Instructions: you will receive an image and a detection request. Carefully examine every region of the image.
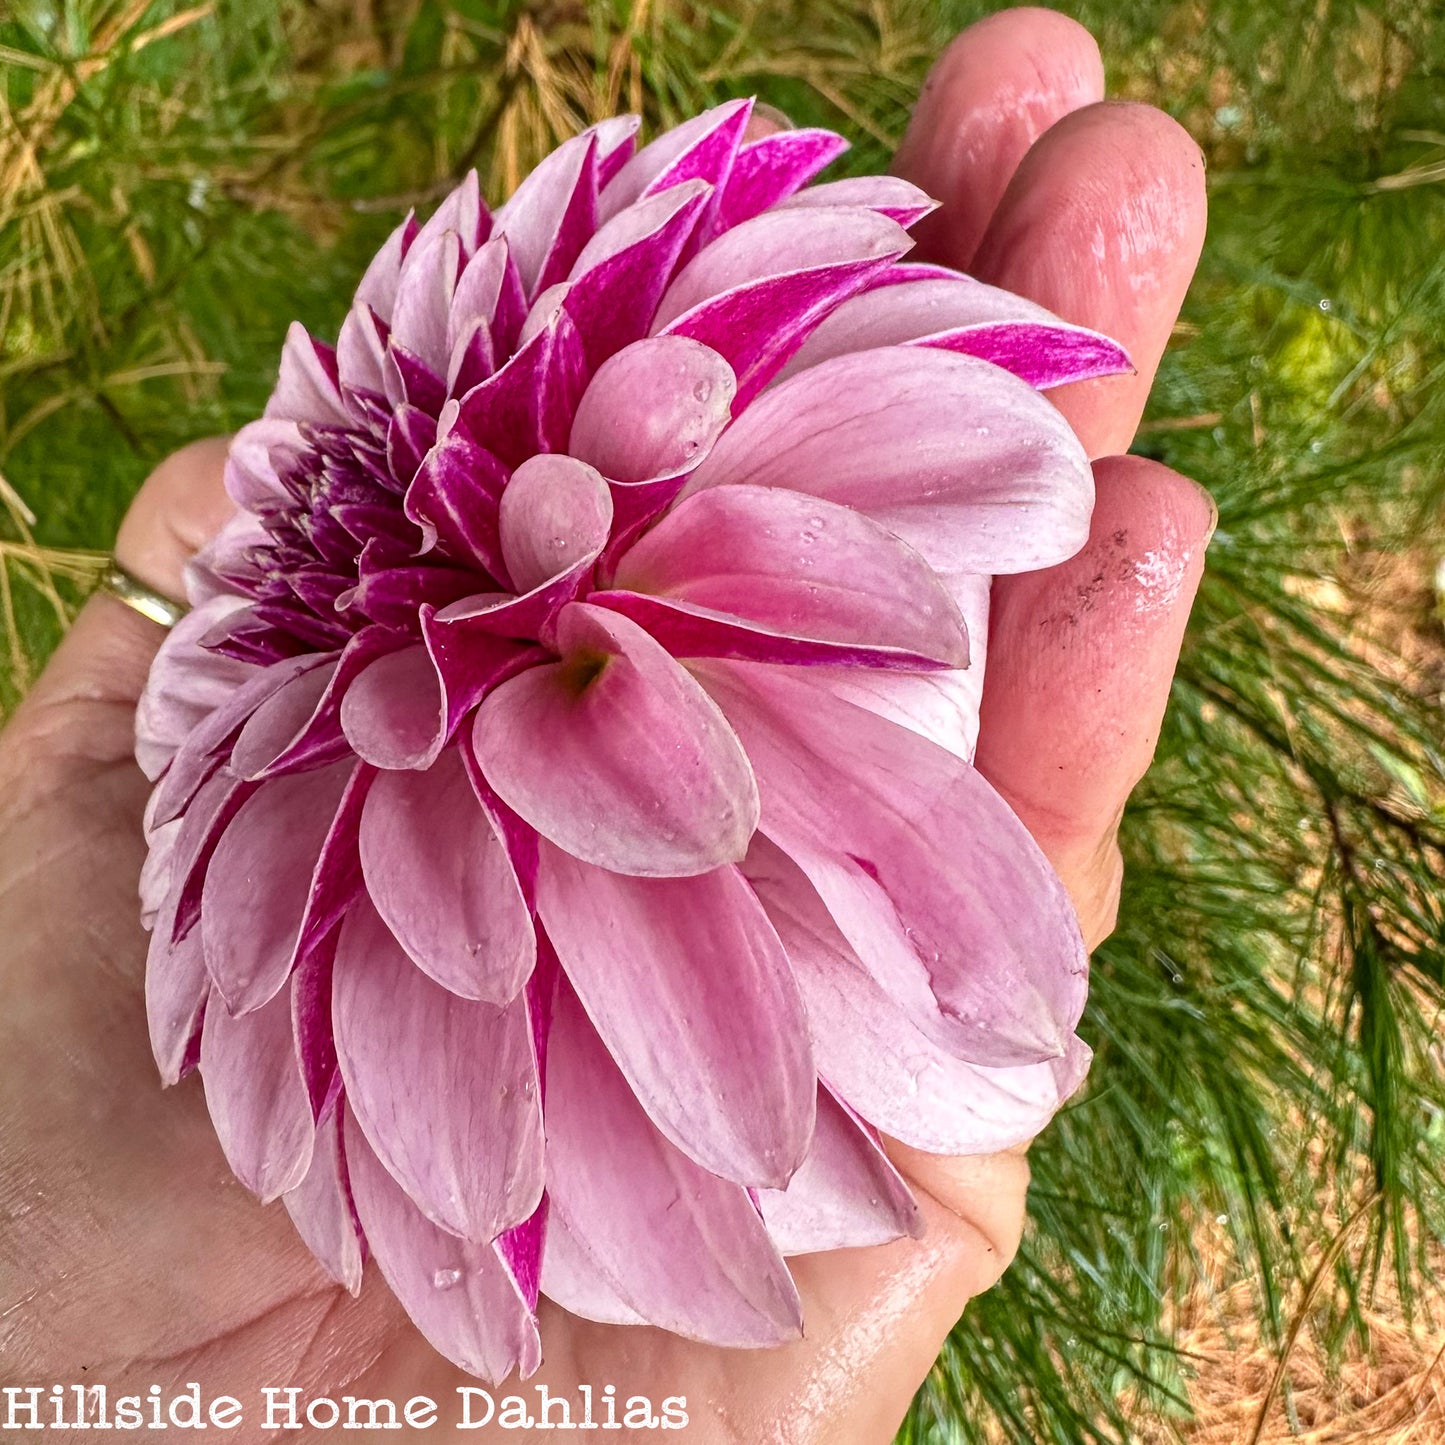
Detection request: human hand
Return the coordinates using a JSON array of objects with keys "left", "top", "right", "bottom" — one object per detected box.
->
[{"left": 0, "top": 9, "right": 1209, "bottom": 1441}]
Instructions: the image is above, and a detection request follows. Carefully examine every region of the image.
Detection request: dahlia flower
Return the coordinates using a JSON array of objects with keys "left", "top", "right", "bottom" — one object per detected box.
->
[{"left": 136, "top": 100, "right": 1127, "bottom": 1381}]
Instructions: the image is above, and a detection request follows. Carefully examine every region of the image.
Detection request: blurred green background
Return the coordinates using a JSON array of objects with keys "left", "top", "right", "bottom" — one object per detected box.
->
[{"left": 3, "top": 2, "right": 1444, "bottom": 1439}]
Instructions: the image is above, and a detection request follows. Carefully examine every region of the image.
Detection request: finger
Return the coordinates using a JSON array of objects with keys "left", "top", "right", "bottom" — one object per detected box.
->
[
  {"left": 115, "top": 435, "right": 235, "bottom": 600},
  {"left": 892, "top": 7, "right": 1105, "bottom": 272},
  {"left": 970, "top": 101, "right": 1207, "bottom": 459},
  {"left": 974, "top": 455, "right": 1214, "bottom": 947},
  {"left": 0, "top": 440, "right": 232, "bottom": 774}
]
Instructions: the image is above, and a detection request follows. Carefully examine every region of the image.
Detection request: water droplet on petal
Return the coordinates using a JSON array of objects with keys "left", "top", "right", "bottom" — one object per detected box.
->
[{"left": 432, "top": 1267, "right": 462, "bottom": 1290}]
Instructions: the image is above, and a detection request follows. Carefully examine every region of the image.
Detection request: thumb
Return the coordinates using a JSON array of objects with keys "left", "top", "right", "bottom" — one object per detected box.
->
[
  {"left": 974, "top": 454, "right": 1214, "bottom": 946},
  {"left": 0, "top": 439, "right": 232, "bottom": 777}
]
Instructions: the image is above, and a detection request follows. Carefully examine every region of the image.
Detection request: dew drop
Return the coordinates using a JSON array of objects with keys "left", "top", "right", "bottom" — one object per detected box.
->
[
  {"left": 432, "top": 1267, "right": 462, "bottom": 1290},
  {"left": 693, "top": 380, "right": 713, "bottom": 403}
]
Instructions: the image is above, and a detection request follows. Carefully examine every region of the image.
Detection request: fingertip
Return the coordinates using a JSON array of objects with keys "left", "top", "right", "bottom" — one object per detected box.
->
[
  {"left": 115, "top": 436, "right": 234, "bottom": 603},
  {"left": 972, "top": 100, "right": 1207, "bottom": 457},
  {"left": 975, "top": 456, "right": 1213, "bottom": 916},
  {"left": 893, "top": 8, "right": 1105, "bottom": 271}
]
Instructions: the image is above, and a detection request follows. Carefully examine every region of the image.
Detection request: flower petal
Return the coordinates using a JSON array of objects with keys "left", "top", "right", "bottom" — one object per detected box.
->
[
  {"left": 568, "top": 336, "right": 736, "bottom": 485},
  {"left": 264, "top": 324, "right": 348, "bottom": 428},
  {"left": 358, "top": 745, "right": 534, "bottom": 1004},
  {"left": 715, "top": 128, "right": 849, "bottom": 230},
  {"left": 599, "top": 98, "right": 751, "bottom": 223},
  {"left": 345, "top": 1103, "right": 541, "bottom": 1384},
  {"left": 498, "top": 453, "right": 614, "bottom": 595},
  {"left": 539, "top": 1209, "right": 646, "bottom": 1326},
  {"left": 686, "top": 346, "right": 1094, "bottom": 575},
  {"left": 282, "top": 1102, "right": 365, "bottom": 1295},
  {"left": 473, "top": 603, "right": 758, "bottom": 877},
  {"left": 537, "top": 842, "right": 814, "bottom": 1186},
  {"left": 604, "top": 485, "right": 968, "bottom": 668},
  {"left": 332, "top": 903, "right": 544, "bottom": 1242},
  {"left": 200, "top": 981, "right": 314, "bottom": 1202},
  {"left": 777, "top": 175, "right": 935, "bottom": 226},
  {"left": 494, "top": 132, "right": 599, "bottom": 299},
  {"left": 543, "top": 980, "right": 803, "bottom": 1345},
  {"left": 778, "top": 273, "right": 1131, "bottom": 390},
  {"left": 146, "top": 895, "right": 208, "bottom": 1086},
  {"left": 654, "top": 208, "right": 910, "bottom": 404},
  {"left": 747, "top": 836, "right": 1092, "bottom": 1154},
  {"left": 200, "top": 762, "right": 353, "bottom": 1015},
  {"left": 756, "top": 1086, "right": 922, "bottom": 1255},
  {"left": 698, "top": 660, "right": 1089, "bottom": 1068}
]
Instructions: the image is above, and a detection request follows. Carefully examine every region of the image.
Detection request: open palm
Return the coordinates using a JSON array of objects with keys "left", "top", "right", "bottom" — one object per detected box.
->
[{"left": 0, "top": 10, "right": 1210, "bottom": 1441}]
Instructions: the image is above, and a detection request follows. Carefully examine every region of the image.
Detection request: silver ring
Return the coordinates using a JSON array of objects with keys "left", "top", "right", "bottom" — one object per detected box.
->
[{"left": 98, "top": 558, "right": 187, "bottom": 630}]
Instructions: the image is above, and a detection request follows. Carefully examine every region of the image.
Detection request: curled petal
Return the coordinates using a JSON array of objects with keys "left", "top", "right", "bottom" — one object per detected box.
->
[
  {"left": 499, "top": 453, "right": 614, "bottom": 594},
  {"left": 569, "top": 336, "right": 736, "bottom": 485},
  {"left": 473, "top": 603, "right": 758, "bottom": 877}
]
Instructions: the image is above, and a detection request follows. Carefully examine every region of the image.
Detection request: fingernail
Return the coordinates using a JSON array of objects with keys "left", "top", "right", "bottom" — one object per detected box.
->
[{"left": 746, "top": 102, "right": 795, "bottom": 140}]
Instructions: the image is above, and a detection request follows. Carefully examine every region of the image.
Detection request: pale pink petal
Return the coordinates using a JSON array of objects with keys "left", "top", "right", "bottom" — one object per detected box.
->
[
  {"left": 200, "top": 981, "right": 314, "bottom": 1202},
  {"left": 605, "top": 485, "right": 968, "bottom": 667},
  {"left": 332, "top": 904, "right": 544, "bottom": 1242},
  {"left": 389, "top": 228, "right": 461, "bottom": 378},
  {"left": 410, "top": 170, "right": 487, "bottom": 256},
  {"left": 472, "top": 602, "right": 758, "bottom": 877},
  {"left": 777, "top": 175, "right": 935, "bottom": 225},
  {"left": 353, "top": 213, "right": 418, "bottom": 323},
  {"left": 687, "top": 347, "right": 1093, "bottom": 575},
  {"left": 447, "top": 234, "right": 527, "bottom": 358},
  {"left": 498, "top": 453, "right": 614, "bottom": 594},
  {"left": 358, "top": 746, "right": 534, "bottom": 1004},
  {"left": 222, "top": 417, "right": 303, "bottom": 510},
  {"left": 336, "top": 302, "right": 389, "bottom": 399},
  {"left": 568, "top": 336, "right": 736, "bottom": 485},
  {"left": 146, "top": 895, "right": 208, "bottom": 1086},
  {"left": 537, "top": 842, "right": 814, "bottom": 1186},
  {"left": 200, "top": 762, "right": 353, "bottom": 1014},
  {"left": 136, "top": 595, "right": 253, "bottom": 780},
  {"left": 808, "top": 572, "right": 990, "bottom": 763},
  {"left": 697, "top": 661, "right": 1089, "bottom": 1068},
  {"left": 747, "top": 836, "right": 1092, "bottom": 1153},
  {"left": 283, "top": 1103, "right": 364, "bottom": 1295},
  {"left": 538, "top": 1210, "right": 646, "bottom": 1326},
  {"left": 543, "top": 981, "right": 803, "bottom": 1345},
  {"left": 345, "top": 1104, "right": 541, "bottom": 1384},
  {"left": 264, "top": 323, "right": 348, "bottom": 427},
  {"left": 756, "top": 1086, "right": 921, "bottom": 1254}
]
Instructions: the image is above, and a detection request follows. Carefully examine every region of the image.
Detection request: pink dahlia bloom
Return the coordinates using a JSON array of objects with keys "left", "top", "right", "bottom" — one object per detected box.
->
[{"left": 136, "top": 100, "right": 1126, "bottom": 1381}]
